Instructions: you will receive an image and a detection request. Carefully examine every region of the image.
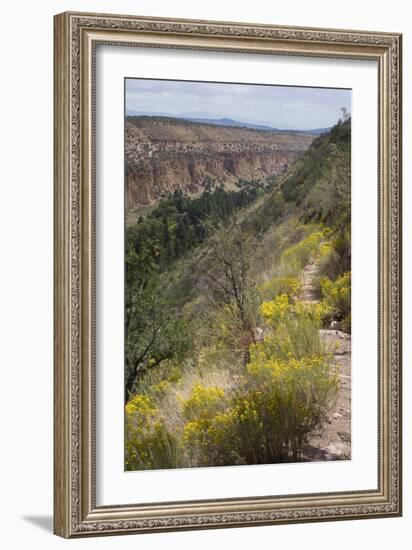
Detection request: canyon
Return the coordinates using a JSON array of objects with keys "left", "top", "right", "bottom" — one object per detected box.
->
[{"left": 125, "top": 116, "right": 315, "bottom": 208}]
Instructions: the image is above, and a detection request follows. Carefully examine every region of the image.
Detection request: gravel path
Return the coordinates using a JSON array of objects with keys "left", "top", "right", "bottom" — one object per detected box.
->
[
  {"left": 299, "top": 261, "right": 352, "bottom": 461},
  {"left": 300, "top": 261, "right": 320, "bottom": 303}
]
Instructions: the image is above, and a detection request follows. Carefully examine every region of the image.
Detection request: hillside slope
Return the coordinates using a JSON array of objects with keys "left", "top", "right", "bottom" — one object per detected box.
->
[{"left": 280, "top": 117, "right": 351, "bottom": 228}]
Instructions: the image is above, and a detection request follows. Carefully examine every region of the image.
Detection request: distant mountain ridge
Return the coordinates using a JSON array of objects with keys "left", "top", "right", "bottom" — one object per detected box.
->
[{"left": 126, "top": 112, "right": 331, "bottom": 135}]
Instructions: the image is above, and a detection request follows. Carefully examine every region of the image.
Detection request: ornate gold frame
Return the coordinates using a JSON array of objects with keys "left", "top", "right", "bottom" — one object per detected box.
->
[{"left": 53, "top": 11, "right": 402, "bottom": 538}]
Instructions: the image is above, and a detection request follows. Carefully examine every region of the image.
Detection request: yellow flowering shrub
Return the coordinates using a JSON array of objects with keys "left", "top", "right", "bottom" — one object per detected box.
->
[
  {"left": 178, "top": 348, "right": 339, "bottom": 466},
  {"left": 242, "top": 354, "right": 339, "bottom": 460},
  {"left": 182, "top": 353, "right": 339, "bottom": 464},
  {"left": 125, "top": 394, "right": 156, "bottom": 418},
  {"left": 282, "top": 230, "right": 324, "bottom": 267},
  {"left": 261, "top": 293, "right": 333, "bottom": 333},
  {"left": 319, "top": 241, "right": 332, "bottom": 258},
  {"left": 258, "top": 276, "right": 301, "bottom": 301},
  {"left": 125, "top": 394, "right": 178, "bottom": 470},
  {"left": 183, "top": 384, "right": 225, "bottom": 421},
  {"left": 181, "top": 384, "right": 236, "bottom": 466},
  {"left": 182, "top": 384, "right": 275, "bottom": 466},
  {"left": 321, "top": 271, "right": 351, "bottom": 331},
  {"left": 260, "top": 294, "right": 290, "bottom": 325},
  {"left": 183, "top": 411, "right": 235, "bottom": 458},
  {"left": 292, "top": 300, "right": 333, "bottom": 325},
  {"left": 149, "top": 379, "right": 171, "bottom": 398}
]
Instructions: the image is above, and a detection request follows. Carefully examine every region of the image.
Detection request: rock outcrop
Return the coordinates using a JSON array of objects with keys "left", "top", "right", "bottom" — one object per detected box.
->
[{"left": 125, "top": 116, "right": 314, "bottom": 208}]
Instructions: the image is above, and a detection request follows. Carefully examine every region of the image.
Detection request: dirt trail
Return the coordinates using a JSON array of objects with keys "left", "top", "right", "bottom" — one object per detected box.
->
[
  {"left": 299, "top": 260, "right": 351, "bottom": 461},
  {"left": 300, "top": 261, "right": 320, "bottom": 303}
]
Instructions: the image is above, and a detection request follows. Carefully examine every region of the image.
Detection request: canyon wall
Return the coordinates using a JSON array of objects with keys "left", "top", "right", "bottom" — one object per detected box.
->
[{"left": 125, "top": 116, "right": 314, "bottom": 208}]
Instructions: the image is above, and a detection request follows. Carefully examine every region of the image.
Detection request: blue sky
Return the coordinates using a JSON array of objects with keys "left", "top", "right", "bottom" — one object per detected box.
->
[{"left": 125, "top": 78, "right": 351, "bottom": 131}]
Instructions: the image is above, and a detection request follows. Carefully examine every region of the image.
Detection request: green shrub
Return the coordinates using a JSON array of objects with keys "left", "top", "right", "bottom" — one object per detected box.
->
[
  {"left": 208, "top": 300, "right": 259, "bottom": 359},
  {"left": 134, "top": 359, "right": 183, "bottom": 398}
]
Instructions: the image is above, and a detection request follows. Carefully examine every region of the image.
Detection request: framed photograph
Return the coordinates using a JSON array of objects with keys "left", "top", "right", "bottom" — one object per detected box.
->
[{"left": 53, "top": 11, "right": 402, "bottom": 538}]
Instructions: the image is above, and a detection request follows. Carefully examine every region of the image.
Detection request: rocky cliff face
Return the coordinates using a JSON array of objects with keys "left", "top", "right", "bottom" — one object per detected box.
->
[{"left": 125, "top": 117, "right": 314, "bottom": 208}]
